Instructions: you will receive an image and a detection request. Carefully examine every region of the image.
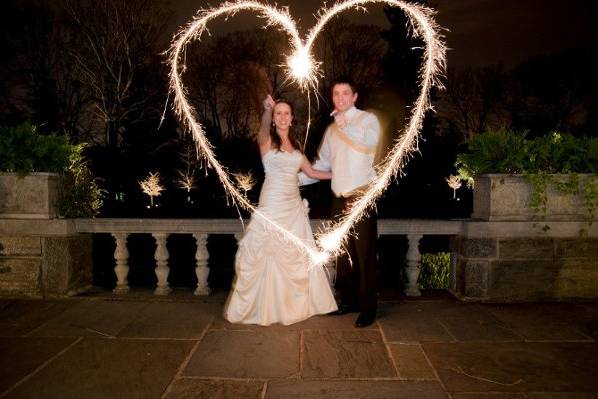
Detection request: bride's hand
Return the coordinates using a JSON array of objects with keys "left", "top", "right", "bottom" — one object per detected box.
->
[{"left": 264, "top": 95, "right": 275, "bottom": 111}]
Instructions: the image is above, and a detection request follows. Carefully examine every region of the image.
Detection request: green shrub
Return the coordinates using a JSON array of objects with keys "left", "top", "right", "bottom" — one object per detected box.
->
[
  {"left": 456, "top": 128, "right": 529, "bottom": 185},
  {"left": 531, "top": 133, "right": 597, "bottom": 174},
  {"left": 0, "top": 122, "right": 104, "bottom": 217},
  {"left": 456, "top": 130, "right": 598, "bottom": 184},
  {"left": 418, "top": 252, "right": 450, "bottom": 289},
  {"left": 0, "top": 122, "right": 80, "bottom": 175},
  {"left": 56, "top": 159, "right": 105, "bottom": 218}
]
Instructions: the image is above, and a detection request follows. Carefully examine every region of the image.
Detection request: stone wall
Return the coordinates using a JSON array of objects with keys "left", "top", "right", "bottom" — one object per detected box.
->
[
  {"left": 0, "top": 236, "right": 42, "bottom": 296},
  {"left": 0, "top": 220, "right": 92, "bottom": 297},
  {"left": 459, "top": 173, "right": 598, "bottom": 301},
  {"left": 2, "top": 216, "right": 596, "bottom": 301},
  {"left": 452, "top": 227, "right": 598, "bottom": 301},
  {"left": 41, "top": 235, "right": 93, "bottom": 296}
]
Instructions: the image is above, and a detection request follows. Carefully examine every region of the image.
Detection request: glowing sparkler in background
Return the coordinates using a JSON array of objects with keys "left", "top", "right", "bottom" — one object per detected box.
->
[
  {"left": 167, "top": 0, "right": 447, "bottom": 265},
  {"left": 285, "top": 46, "right": 320, "bottom": 92}
]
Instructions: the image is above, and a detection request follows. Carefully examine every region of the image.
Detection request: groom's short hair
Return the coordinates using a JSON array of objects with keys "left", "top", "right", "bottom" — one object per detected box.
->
[{"left": 330, "top": 76, "right": 357, "bottom": 95}]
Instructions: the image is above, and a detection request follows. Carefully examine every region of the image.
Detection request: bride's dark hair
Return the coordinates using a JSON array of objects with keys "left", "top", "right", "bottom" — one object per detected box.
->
[{"left": 270, "top": 99, "right": 302, "bottom": 152}]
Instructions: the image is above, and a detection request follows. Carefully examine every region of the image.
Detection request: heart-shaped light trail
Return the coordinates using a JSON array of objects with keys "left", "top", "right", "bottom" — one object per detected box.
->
[{"left": 167, "top": 0, "right": 446, "bottom": 267}]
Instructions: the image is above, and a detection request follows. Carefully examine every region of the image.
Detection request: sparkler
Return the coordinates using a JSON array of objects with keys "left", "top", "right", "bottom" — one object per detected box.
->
[{"left": 167, "top": 0, "right": 447, "bottom": 266}]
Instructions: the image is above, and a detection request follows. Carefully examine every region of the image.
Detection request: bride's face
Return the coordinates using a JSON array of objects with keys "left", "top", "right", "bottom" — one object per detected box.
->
[{"left": 273, "top": 102, "right": 293, "bottom": 132}]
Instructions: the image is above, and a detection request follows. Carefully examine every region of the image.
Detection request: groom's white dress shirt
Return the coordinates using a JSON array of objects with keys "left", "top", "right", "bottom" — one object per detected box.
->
[{"left": 299, "top": 106, "right": 381, "bottom": 197}]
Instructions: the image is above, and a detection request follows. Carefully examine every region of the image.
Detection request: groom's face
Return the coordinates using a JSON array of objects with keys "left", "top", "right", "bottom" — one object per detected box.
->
[{"left": 332, "top": 83, "right": 358, "bottom": 113}]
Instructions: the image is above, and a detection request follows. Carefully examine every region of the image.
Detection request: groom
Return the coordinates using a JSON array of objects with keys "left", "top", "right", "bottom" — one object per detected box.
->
[{"left": 300, "top": 77, "right": 381, "bottom": 328}]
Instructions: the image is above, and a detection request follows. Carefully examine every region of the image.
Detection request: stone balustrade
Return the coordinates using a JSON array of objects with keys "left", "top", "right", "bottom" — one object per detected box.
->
[
  {"left": 73, "top": 218, "right": 463, "bottom": 297},
  {"left": 2, "top": 218, "right": 596, "bottom": 300}
]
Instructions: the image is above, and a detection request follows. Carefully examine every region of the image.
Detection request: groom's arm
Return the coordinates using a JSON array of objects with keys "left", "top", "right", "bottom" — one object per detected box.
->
[
  {"left": 298, "top": 128, "right": 332, "bottom": 186},
  {"left": 298, "top": 172, "right": 319, "bottom": 186}
]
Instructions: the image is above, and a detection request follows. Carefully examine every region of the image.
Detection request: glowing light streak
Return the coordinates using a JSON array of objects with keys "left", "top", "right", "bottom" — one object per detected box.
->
[
  {"left": 285, "top": 46, "right": 320, "bottom": 92},
  {"left": 167, "top": 0, "right": 447, "bottom": 266}
]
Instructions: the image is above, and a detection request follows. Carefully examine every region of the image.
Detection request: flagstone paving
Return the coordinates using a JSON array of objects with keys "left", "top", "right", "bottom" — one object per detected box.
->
[{"left": 0, "top": 293, "right": 597, "bottom": 398}]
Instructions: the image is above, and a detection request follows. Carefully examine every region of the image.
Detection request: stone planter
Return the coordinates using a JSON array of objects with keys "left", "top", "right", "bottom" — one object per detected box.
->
[
  {"left": 453, "top": 173, "right": 598, "bottom": 302},
  {"left": 0, "top": 172, "right": 60, "bottom": 219},
  {"left": 472, "top": 173, "right": 596, "bottom": 222}
]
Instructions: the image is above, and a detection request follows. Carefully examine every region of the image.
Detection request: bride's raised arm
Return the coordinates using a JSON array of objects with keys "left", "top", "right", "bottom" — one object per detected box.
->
[
  {"left": 258, "top": 95, "right": 275, "bottom": 154},
  {"left": 300, "top": 155, "right": 332, "bottom": 180}
]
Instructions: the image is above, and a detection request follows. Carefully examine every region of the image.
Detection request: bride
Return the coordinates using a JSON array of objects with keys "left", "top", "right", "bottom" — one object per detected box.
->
[{"left": 223, "top": 95, "right": 338, "bottom": 326}]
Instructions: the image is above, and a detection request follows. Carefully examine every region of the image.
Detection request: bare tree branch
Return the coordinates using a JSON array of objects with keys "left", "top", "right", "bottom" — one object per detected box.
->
[{"left": 65, "top": 0, "right": 169, "bottom": 148}]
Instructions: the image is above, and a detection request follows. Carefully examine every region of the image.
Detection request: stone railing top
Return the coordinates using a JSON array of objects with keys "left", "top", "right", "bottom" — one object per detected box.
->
[
  {"left": 0, "top": 219, "right": 78, "bottom": 236},
  {"left": 462, "top": 220, "right": 598, "bottom": 238},
  {"left": 2, "top": 218, "right": 595, "bottom": 238},
  {"left": 74, "top": 218, "right": 244, "bottom": 234},
  {"left": 73, "top": 218, "right": 464, "bottom": 236}
]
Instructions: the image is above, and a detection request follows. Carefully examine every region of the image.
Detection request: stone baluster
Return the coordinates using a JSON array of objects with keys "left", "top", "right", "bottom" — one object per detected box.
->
[
  {"left": 111, "top": 233, "right": 130, "bottom": 294},
  {"left": 405, "top": 234, "right": 423, "bottom": 296},
  {"left": 152, "top": 233, "right": 171, "bottom": 295},
  {"left": 193, "top": 233, "right": 210, "bottom": 295}
]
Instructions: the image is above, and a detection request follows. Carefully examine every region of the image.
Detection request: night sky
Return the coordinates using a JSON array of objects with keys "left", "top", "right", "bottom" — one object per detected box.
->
[{"left": 169, "top": 0, "right": 596, "bottom": 68}]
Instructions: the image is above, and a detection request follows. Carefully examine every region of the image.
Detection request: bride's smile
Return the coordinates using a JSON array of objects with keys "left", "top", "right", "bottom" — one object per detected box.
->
[{"left": 273, "top": 102, "right": 293, "bottom": 132}]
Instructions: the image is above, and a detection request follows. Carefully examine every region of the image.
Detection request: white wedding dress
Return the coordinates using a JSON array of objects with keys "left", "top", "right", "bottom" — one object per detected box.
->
[{"left": 224, "top": 149, "right": 338, "bottom": 326}]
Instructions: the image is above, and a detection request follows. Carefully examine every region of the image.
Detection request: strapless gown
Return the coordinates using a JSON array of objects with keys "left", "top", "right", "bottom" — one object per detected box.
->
[{"left": 223, "top": 149, "right": 337, "bottom": 326}]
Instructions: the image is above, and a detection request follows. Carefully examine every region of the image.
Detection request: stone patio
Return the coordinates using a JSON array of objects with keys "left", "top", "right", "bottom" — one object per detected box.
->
[{"left": 1, "top": 292, "right": 597, "bottom": 398}]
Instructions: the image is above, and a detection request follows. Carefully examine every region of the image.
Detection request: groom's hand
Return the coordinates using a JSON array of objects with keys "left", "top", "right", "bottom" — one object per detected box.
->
[{"left": 331, "top": 110, "right": 347, "bottom": 128}]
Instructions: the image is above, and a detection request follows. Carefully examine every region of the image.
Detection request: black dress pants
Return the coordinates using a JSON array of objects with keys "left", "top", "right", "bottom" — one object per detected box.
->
[{"left": 331, "top": 195, "right": 378, "bottom": 313}]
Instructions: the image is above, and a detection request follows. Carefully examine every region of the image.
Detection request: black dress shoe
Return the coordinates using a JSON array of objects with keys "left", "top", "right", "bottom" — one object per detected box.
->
[
  {"left": 354, "top": 310, "right": 376, "bottom": 328},
  {"left": 329, "top": 303, "right": 357, "bottom": 316}
]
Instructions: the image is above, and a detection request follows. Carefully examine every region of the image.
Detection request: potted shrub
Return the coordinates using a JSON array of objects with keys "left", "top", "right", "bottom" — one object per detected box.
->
[
  {"left": 456, "top": 129, "right": 598, "bottom": 224},
  {"left": 0, "top": 122, "right": 103, "bottom": 219}
]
